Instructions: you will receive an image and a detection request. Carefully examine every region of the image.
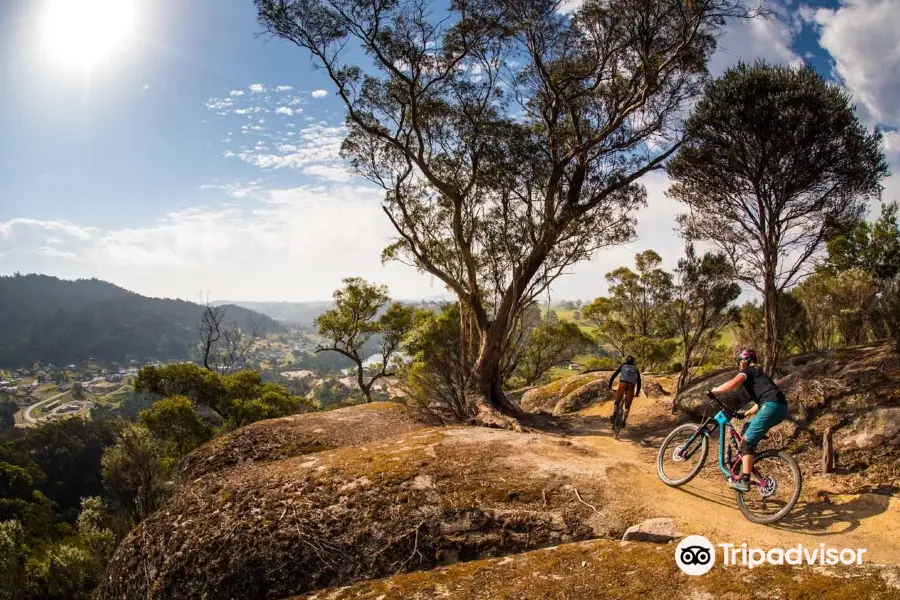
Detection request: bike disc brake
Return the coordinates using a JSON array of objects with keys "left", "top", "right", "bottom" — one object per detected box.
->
[{"left": 759, "top": 476, "right": 777, "bottom": 498}]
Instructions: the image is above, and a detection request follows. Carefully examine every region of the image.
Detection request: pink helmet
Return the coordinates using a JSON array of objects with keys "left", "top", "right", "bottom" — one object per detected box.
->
[{"left": 739, "top": 348, "right": 758, "bottom": 364}]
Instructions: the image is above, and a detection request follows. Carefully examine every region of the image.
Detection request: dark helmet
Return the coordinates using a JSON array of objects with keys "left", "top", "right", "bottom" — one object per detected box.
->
[
  {"left": 738, "top": 348, "right": 758, "bottom": 364},
  {"left": 625, "top": 355, "right": 635, "bottom": 365}
]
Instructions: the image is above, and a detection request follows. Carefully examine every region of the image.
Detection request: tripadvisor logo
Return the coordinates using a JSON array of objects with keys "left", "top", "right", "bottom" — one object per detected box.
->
[
  {"left": 675, "top": 535, "right": 867, "bottom": 575},
  {"left": 675, "top": 535, "right": 715, "bottom": 576}
]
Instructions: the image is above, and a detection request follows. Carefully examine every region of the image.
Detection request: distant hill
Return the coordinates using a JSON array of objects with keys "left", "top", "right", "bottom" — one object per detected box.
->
[
  {"left": 0, "top": 274, "right": 286, "bottom": 367},
  {"left": 215, "top": 298, "right": 451, "bottom": 328},
  {"left": 212, "top": 300, "right": 334, "bottom": 328}
]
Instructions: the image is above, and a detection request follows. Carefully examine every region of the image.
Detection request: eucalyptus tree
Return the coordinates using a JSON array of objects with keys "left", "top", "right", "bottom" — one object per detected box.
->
[
  {"left": 256, "top": 0, "right": 754, "bottom": 424},
  {"left": 668, "top": 63, "right": 889, "bottom": 372}
]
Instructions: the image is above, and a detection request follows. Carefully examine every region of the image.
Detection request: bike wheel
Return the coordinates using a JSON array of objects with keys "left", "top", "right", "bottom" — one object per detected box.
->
[
  {"left": 613, "top": 406, "right": 625, "bottom": 439},
  {"left": 657, "top": 423, "right": 709, "bottom": 487},
  {"left": 736, "top": 449, "right": 802, "bottom": 525}
]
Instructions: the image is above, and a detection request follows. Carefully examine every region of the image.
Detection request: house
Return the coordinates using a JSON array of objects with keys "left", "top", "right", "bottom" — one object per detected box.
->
[
  {"left": 568, "top": 362, "right": 583, "bottom": 370},
  {"left": 58, "top": 382, "right": 73, "bottom": 392}
]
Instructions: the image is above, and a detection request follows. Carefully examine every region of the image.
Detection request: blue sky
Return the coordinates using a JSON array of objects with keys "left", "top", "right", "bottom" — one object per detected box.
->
[{"left": 1, "top": 0, "right": 898, "bottom": 302}]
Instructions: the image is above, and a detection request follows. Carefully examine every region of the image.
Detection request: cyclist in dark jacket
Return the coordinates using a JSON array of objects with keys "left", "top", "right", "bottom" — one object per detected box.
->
[
  {"left": 608, "top": 355, "right": 641, "bottom": 427},
  {"left": 709, "top": 348, "right": 789, "bottom": 492}
]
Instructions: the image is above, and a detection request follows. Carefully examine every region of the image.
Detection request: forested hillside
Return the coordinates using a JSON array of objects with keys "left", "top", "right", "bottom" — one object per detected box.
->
[{"left": 0, "top": 274, "right": 285, "bottom": 367}]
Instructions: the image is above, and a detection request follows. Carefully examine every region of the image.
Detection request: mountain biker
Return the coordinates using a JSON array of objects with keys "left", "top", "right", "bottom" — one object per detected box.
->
[
  {"left": 608, "top": 355, "right": 641, "bottom": 428},
  {"left": 709, "top": 348, "right": 789, "bottom": 492}
]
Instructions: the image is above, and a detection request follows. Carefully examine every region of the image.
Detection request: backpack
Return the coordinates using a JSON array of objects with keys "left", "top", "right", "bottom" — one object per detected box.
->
[{"left": 619, "top": 364, "right": 639, "bottom": 384}]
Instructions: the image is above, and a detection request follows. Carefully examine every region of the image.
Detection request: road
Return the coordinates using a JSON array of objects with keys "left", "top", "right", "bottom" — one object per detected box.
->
[{"left": 21, "top": 390, "right": 71, "bottom": 424}]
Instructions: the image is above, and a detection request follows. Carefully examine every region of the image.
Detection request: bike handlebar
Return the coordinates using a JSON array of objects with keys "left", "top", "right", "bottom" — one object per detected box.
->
[{"left": 706, "top": 391, "right": 745, "bottom": 420}]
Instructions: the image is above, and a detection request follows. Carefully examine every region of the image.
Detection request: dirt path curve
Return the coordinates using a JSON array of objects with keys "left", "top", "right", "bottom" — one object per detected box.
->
[{"left": 547, "top": 394, "right": 900, "bottom": 566}]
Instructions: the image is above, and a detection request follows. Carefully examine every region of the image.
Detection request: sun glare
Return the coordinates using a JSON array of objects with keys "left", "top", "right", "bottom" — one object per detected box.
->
[{"left": 42, "top": 0, "right": 136, "bottom": 70}]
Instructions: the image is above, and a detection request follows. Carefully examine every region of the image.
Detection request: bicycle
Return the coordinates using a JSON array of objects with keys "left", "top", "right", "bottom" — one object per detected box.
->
[
  {"left": 656, "top": 391, "right": 802, "bottom": 524},
  {"left": 611, "top": 401, "right": 626, "bottom": 439}
]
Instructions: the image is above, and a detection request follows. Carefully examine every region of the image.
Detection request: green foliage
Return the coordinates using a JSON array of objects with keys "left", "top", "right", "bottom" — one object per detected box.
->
[
  {"left": 826, "top": 202, "right": 900, "bottom": 282},
  {"left": 315, "top": 279, "right": 415, "bottom": 402},
  {"left": 582, "top": 356, "right": 620, "bottom": 371},
  {"left": 135, "top": 364, "right": 304, "bottom": 429},
  {"left": 583, "top": 250, "right": 676, "bottom": 370},
  {"left": 0, "top": 519, "right": 25, "bottom": 600},
  {"left": 18, "top": 419, "right": 113, "bottom": 522},
  {"left": 257, "top": 0, "right": 747, "bottom": 413},
  {"left": 101, "top": 424, "right": 169, "bottom": 524},
  {"left": 71, "top": 383, "right": 84, "bottom": 400},
  {"left": 401, "top": 304, "right": 471, "bottom": 423},
  {"left": 669, "top": 62, "right": 888, "bottom": 371},
  {"left": 0, "top": 274, "right": 284, "bottom": 367},
  {"left": 139, "top": 396, "right": 212, "bottom": 459},
  {"left": 0, "top": 400, "right": 15, "bottom": 430},
  {"left": 508, "top": 320, "right": 591, "bottom": 388},
  {"left": 673, "top": 244, "right": 741, "bottom": 389}
]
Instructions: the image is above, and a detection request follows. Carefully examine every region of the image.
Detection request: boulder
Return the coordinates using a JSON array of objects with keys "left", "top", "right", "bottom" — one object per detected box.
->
[
  {"left": 552, "top": 379, "right": 613, "bottom": 416},
  {"left": 673, "top": 368, "right": 745, "bottom": 417},
  {"left": 621, "top": 517, "right": 682, "bottom": 543},
  {"left": 837, "top": 407, "right": 900, "bottom": 451},
  {"left": 519, "top": 373, "right": 610, "bottom": 415},
  {"left": 180, "top": 402, "right": 431, "bottom": 480},
  {"left": 641, "top": 380, "right": 668, "bottom": 398},
  {"left": 102, "top": 427, "right": 630, "bottom": 600}
]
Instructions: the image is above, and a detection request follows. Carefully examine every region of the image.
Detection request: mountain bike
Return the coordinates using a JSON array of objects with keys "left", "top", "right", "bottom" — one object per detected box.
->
[
  {"left": 656, "top": 392, "right": 802, "bottom": 524},
  {"left": 611, "top": 401, "right": 626, "bottom": 439}
]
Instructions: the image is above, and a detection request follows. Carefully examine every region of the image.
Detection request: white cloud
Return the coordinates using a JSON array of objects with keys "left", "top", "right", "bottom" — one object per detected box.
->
[
  {"left": 33, "top": 246, "right": 78, "bottom": 259},
  {"left": 0, "top": 218, "right": 97, "bottom": 240},
  {"left": 142, "top": 84, "right": 150, "bottom": 92},
  {"left": 205, "top": 98, "right": 233, "bottom": 111},
  {"left": 814, "top": 0, "right": 900, "bottom": 127},
  {"left": 234, "top": 123, "right": 346, "bottom": 170},
  {"left": 230, "top": 90, "right": 245, "bottom": 96},
  {"left": 276, "top": 107, "right": 294, "bottom": 116},
  {"left": 311, "top": 89, "right": 328, "bottom": 98},
  {"left": 708, "top": 11, "right": 802, "bottom": 75},
  {"left": 302, "top": 164, "right": 354, "bottom": 182},
  {"left": 275, "top": 85, "right": 293, "bottom": 92},
  {"left": 557, "top": 0, "right": 583, "bottom": 14},
  {"left": 249, "top": 84, "right": 266, "bottom": 93},
  {"left": 0, "top": 186, "right": 435, "bottom": 301}
]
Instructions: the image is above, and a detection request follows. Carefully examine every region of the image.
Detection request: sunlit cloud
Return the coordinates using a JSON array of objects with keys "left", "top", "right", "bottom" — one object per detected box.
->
[{"left": 310, "top": 89, "right": 328, "bottom": 98}]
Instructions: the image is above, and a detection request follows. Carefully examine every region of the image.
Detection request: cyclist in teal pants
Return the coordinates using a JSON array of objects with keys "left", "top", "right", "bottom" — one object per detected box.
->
[{"left": 709, "top": 348, "right": 789, "bottom": 492}]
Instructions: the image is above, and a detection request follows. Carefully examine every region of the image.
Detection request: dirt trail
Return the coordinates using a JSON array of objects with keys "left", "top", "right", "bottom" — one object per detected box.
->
[{"left": 551, "top": 394, "right": 900, "bottom": 566}]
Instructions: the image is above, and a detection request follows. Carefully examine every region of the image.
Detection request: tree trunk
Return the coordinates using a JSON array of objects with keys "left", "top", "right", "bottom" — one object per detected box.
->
[
  {"left": 468, "top": 329, "right": 522, "bottom": 430},
  {"left": 356, "top": 360, "right": 371, "bottom": 403},
  {"left": 822, "top": 426, "right": 835, "bottom": 474},
  {"left": 763, "top": 277, "right": 780, "bottom": 375}
]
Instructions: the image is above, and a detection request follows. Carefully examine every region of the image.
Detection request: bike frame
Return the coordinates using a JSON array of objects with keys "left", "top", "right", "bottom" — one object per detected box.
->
[{"left": 679, "top": 410, "right": 747, "bottom": 481}]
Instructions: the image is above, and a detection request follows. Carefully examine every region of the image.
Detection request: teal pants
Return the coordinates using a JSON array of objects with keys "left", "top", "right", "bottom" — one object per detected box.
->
[{"left": 743, "top": 401, "right": 788, "bottom": 448}]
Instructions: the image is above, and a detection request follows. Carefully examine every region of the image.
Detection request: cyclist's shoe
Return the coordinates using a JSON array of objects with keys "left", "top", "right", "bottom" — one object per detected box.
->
[{"left": 731, "top": 476, "right": 751, "bottom": 493}]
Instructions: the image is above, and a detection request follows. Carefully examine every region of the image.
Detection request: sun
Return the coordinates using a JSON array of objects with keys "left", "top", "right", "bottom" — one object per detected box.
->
[{"left": 42, "top": 0, "right": 136, "bottom": 70}]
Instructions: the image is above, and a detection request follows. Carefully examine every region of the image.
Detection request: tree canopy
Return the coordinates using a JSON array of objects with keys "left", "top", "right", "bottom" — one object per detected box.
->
[
  {"left": 256, "top": 0, "right": 753, "bottom": 423},
  {"left": 314, "top": 278, "right": 416, "bottom": 402},
  {"left": 668, "top": 62, "right": 889, "bottom": 372}
]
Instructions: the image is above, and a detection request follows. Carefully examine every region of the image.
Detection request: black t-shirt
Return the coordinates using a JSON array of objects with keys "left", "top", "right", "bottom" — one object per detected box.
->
[{"left": 740, "top": 366, "right": 784, "bottom": 405}]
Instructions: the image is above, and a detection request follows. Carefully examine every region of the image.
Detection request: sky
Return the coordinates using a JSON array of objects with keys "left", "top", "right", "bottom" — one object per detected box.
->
[{"left": 1, "top": 0, "right": 898, "bottom": 303}]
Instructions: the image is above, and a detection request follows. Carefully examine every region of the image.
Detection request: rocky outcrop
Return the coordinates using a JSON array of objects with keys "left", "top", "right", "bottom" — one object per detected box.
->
[
  {"left": 621, "top": 517, "right": 682, "bottom": 543},
  {"left": 519, "top": 372, "right": 612, "bottom": 415},
  {"left": 180, "top": 402, "right": 431, "bottom": 480},
  {"left": 837, "top": 407, "right": 900, "bottom": 451},
  {"left": 296, "top": 538, "right": 900, "bottom": 600},
  {"left": 102, "top": 427, "right": 634, "bottom": 600}
]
